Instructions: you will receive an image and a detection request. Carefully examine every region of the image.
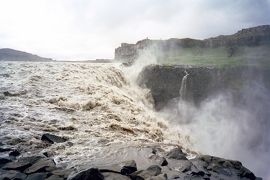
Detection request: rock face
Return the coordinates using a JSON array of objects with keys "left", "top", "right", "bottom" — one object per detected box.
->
[
  {"left": 137, "top": 64, "right": 270, "bottom": 110},
  {"left": 0, "top": 48, "right": 53, "bottom": 61},
  {"left": 115, "top": 25, "right": 270, "bottom": 64}
]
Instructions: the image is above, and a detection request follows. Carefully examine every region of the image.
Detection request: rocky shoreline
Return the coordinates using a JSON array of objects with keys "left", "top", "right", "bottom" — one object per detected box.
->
[{"left": 0, "top": 135, "right": 261, "bottom": 180}]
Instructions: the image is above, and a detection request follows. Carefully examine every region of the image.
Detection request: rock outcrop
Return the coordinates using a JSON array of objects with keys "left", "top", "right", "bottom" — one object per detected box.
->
[{"left": 137, "top": 64, "right": 270, "bottom": 110}]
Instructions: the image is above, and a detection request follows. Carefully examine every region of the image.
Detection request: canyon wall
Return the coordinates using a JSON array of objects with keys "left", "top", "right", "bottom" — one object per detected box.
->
[{"left": 137, "top": 64, "right": 270, "bottom": 110}]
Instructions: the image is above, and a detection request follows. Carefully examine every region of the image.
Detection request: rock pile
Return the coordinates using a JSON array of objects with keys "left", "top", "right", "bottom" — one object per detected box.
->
[
  {"left": 70, "top": 147, "right": 261, "bottom": 180},
  {"left": 0, "top": 146, "right": 261, "bottom": 180},
  {"left": 0, "top": 155, "right": 70, "bottom": 180}
]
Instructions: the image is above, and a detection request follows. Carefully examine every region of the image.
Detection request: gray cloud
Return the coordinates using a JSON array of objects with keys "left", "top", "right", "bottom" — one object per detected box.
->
[{"left": 0, "top": 0, "right": 269, "bottom": 60}]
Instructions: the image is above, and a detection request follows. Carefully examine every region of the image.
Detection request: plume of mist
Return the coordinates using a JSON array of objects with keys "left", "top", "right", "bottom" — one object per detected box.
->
[
  {"left": 121, "top": 42, "right": 270, "bottom": 178},
  {"left": 122, "top": 46, "right": 159, "bottom": 81},
  {"left": 161, "top": 70, "right": 270, "bottom": 179}
]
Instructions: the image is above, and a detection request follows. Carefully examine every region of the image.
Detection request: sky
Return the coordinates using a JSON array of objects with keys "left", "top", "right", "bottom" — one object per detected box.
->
[{"left": 0, "top": 0, "right": 270, "bottom": 60}]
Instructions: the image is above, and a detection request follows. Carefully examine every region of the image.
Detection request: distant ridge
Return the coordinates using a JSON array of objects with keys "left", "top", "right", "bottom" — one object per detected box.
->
[{"left": 0, "top": 48, "right": 53, "bottom": 61}]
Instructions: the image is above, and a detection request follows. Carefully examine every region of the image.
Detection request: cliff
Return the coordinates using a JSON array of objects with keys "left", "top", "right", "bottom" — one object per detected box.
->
[
  {"left": 137, "top": 64, "right": 270, "bottom": 110},
  {"left": 115, "top": 25, "right": 270, "bottom": 66},
  {"left": 0, "top": 48, "right": 53, "bottom": 61}
]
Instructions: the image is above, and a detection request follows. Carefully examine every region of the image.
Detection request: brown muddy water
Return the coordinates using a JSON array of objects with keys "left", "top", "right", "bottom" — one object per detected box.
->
[{"left": 0, "top": 61, "right": 192, "bottom": 171}]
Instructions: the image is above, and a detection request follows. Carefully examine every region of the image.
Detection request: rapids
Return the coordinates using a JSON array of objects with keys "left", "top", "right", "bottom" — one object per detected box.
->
[{"left": 0, "top": 62, "right": 192, "bottom": 170}]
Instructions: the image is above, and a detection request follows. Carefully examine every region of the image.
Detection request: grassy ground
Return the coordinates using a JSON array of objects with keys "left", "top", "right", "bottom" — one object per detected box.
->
[{"left": 157, "top": 46, "right": 270, "bottom": 67}]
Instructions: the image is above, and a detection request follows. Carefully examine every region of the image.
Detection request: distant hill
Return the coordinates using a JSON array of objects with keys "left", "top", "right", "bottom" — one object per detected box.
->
[
  {"left": 0, "top": 48, "right": 53, "bottom": 61},
  {"left": 115, "top": 25, "right": 270, "bottom": 66}
]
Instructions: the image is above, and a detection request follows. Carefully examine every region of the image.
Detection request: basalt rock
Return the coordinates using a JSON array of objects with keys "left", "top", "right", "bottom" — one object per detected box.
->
[
  {"left": 41, "top": 133, "right": 67, "bottom": 144},
  {"left": 70, "top": 168, "right": 104, "bottom": 180},
  {"left": 137, "top": 64, "right": 270, "bottom": 110},
  {"left": 0, "top": 148, "right": 261, "bottom": 180}
]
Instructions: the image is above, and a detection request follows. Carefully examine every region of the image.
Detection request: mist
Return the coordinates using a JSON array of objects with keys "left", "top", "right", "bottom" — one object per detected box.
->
[{"left": 159, "top": 67, "right": 270, "bottom": 178}]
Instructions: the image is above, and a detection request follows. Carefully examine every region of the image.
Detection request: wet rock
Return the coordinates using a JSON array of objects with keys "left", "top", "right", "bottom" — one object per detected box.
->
[
  {"left": 45, "top": 175, "right": 64, "bottom": 180},
  {"left": 102, "top": 172, "right": 131, "bottom": 180},
  {"left": 192, "top": 155, "right": 258, "bottom": 179},
  {"left": 239, "top": 167, "right": 256, "bottom": 180},
  {"left": 18, "top": 156, "right": 44, "bottom": 165},
  {"left": 0, "top": 157, "right": 12, "bottom": 167},
  {"left": 120, "top": 160, "right": 137, "bottom": 175},
  {"left": 147, "top": 173, "right": 167, "bottom": 180},
  {"left": 25, "top": 172, "right": 48, "bottom": 180},
  {"left": 149, "top": 155, "right": 168, "bottom": 166},
  {"left": 160, "top": 167, "right": 180, "bottom": 180},
  {"left": 0, "top": 147, "right": 12, "bottom": 152},
  {"left": 3, "top": 160, "right": 31, "bottom": 171},
  {"left": 166, "top": 147, "right": 187, "bottom": 160},
  {"left": 208, "top": 164, "right": 232, "bottom": 176},
  {"left": 9, "top": 149, "right": 20, "bottom": 157},
  {"left": 3, "top": 91, "right": 26, "bottom": 97},
  {"left": 132, "top": 165, "right": 162, "bottom": 179},
  {"left": 168, "top": 159, "right": 192, "bottom": 173},
  {"left": 57, "top": 126, "right": 77, "bottom": 131},
  {"left": 41, "top": 133, "right": 67, "bottom": 144},
  {"left": 0, "top": 169, "right": 27, "bottom": 180},
  {"left": 51, "top": 168, "right": 72, "bottom": 178},
  {"left": 190, "top": 170, "right": 205, "bottom": 177},
  {"left": 70, "top": 168, "right": 104, "bottom": 180},
  {"left": 24, "top": 158, "right": 55, "bottom": 174},
  {"left": 3, "top": 91, "right": 18, "bottom": 96}
]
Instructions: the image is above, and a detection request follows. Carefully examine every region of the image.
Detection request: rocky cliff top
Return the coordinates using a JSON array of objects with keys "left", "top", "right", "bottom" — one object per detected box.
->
[{"left": 115, "top": 25, "right": 270, "bottom": 65}]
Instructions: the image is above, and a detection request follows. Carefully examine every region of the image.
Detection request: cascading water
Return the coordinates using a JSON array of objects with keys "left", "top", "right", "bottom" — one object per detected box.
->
[
  {"left": 177, "top": 70, "right": 192, "bottom": 123},
  {"left": 179, "top": 70, "right": 189, "bottom": 100},
  {"left": 0, "top": 61, "right": 191, "bottom": 169}
]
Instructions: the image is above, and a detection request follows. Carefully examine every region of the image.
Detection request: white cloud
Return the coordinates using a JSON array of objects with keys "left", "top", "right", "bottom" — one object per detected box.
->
[{"left": 0, "top": 0, "right": 269, "bottom": 60}]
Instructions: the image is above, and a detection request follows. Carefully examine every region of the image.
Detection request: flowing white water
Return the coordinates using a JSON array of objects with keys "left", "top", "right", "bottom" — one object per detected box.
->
[
  {"left": 0, "top": 61, "right": 192, "bottom": 170},
  {"left": 179, "top": 70, "right": 189, "bottom": 100}
]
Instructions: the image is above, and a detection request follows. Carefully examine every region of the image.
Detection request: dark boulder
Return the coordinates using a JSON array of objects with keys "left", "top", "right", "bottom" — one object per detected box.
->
[
  {"left": 3, "top": 160, "right": 31, "bottom": 171},
  {"left": 24, "top": 158, "right": 56, "bottom": 174},
  {"left": 41, "top": 133, "right": 67, "bottom": 144},
  {"left": 102, "top": 172, "right": 131, "bottom": 180},
  {"left": 25, "top": 172, "right": 48, "bottom": 180},
  {"left": 51, "top": 168, "right": 72, "bottom": 178},
  {"left": 45, "top": 175, "right": 64, "bottom": 180},
  {"left": 120, "top": 160, "right": 137, "bottom": 175},
  {"left": 70, "top": 168, "right": 104, "bottom": 180},
  {"left": 149, "top": 155, "right": 168, "bottom": 166},
  {"left": 18, "top": 156, "right": 44, "bottom": 165},
  {"left": 9, "top": 149, "right": 20, "bottom": 157},
  {"left": 132, "top": 165, "right": 162, "bottom": 179},
  {"left": 147, "top": 173, "right": 168, "bottom": 180},
  {"left": 0, "top": 169, "right": 27, "bottom": 180},
  {"left": 166, "top": 147, "right": 187, "bottom": 160},
  {"left": 0, "top": 157, "right": 12, "bottom": 167},
  {"left": 0, "top": 147, "right": 12, "bottom": 152}
]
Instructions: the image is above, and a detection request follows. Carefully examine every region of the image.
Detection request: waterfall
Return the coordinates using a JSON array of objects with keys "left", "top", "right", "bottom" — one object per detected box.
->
[{"left": 179, "top": 70, "right": 189, "bottom": 100}]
